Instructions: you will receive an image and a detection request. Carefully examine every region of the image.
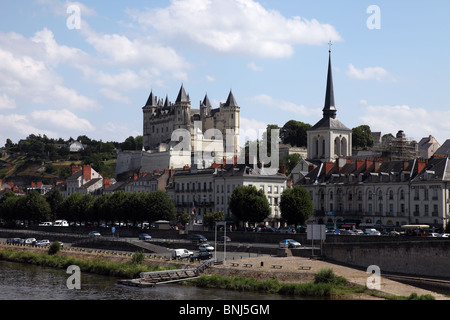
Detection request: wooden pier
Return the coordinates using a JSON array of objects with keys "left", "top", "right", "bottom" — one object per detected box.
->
[{"left": 118, "top": 259, "right": 214, "bottom": 288}]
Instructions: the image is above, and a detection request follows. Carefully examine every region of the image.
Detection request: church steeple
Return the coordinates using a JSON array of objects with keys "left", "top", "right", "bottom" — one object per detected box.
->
[{"left": 323, "top": 49, "right": 337, "bottom": 119}]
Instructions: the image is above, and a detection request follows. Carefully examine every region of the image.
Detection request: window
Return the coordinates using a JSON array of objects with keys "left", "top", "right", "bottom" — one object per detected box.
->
[
  {"left": 424, "top": 204, "right": 429, "bottom": 216},
  {"left": 274, "top": 186, "right": 278, "bottom": 194},
  {"left": 432, "top": 189, "right": 438, "bottom": 200}
]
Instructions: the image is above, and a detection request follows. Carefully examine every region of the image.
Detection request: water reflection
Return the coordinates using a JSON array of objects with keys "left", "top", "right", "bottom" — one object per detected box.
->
[{"left": 0, "top": 261, "right": 291, "bottom": 300}]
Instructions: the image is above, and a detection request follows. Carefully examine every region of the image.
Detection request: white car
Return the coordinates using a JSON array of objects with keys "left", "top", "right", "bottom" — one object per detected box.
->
[
  {"left": 198, "top": 243, "right": 214, "bottom": 252},
  {"left": 279, "top": 239, "right": 301, "bottom": 248},
  {"left": 35, "top": 239, "right": 50, "bottom": 246},
  {"left": 171, "top": 249, "right": 194, "bottom": 259},
  {"left": 25, "top": 238, "right": 37, "bottom": 244}
]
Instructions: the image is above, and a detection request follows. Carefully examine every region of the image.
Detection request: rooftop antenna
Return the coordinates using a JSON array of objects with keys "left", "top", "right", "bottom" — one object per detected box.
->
[{"left": 328, "top": 40, "right": 333, "bottom": 53}]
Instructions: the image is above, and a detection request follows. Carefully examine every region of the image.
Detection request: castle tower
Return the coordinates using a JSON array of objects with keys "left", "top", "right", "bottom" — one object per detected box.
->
[{"left": 307, "top": 49, "right": 352, "bottom": 162}]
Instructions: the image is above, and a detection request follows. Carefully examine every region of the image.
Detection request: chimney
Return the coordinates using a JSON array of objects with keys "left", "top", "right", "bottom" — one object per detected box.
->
[
  {"left": 82, "top": 165, "right": 91, "bottom": 180},
  {"left": 308, "top": 164, "right": 315, "bottom": 172},
  {"left": 72, "top": 166, "right": 82, "bottom": 175},
  {"left": 280, "top": 165, "right": 286, "bottom": 175},
  {"left": 356, "top": 159, "right": 364, "bottom": 170},
  {"left": 365, "top": 159, "right": 374, "bottom": 171},
  {"left": 133, "top": 173, "right": 138, "bottom": 181},
  {"left": 325, "top": 161, "right": 334, "bottom": 174},
  {"left": 37, "top": 182, "right": 43, "bottom": 187},
  {"left": 31, "top": 182, "right": 35, "bottom": 187},
  {"left": 103, "top": 177, "right": 111, "bottom": 189},
  {"left": 403, "top": 161, "right": 409, "bottom": 171},
  {"left": 417, "top": 158, "right": 427, "bottom": 174}
]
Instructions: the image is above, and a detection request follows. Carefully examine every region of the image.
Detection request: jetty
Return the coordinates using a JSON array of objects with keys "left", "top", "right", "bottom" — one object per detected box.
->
[{"left": 118, "top": 259, "right": 214, "bottom": 288}]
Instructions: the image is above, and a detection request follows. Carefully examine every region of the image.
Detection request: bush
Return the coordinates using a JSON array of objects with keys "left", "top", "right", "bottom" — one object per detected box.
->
[
  {"left": 314, "top": 268, "right": 347, "bottom": 285},
  {"left": 48, "top": 242, "right": 61, "bottom": 255},
  {"left": 131, "top": 251, "right": 145, "bottom": 265}
]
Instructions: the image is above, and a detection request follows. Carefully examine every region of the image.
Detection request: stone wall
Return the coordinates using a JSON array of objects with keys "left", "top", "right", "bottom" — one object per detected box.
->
[{"left": 323, "top": 240, "right": 450, "bottom": 278}]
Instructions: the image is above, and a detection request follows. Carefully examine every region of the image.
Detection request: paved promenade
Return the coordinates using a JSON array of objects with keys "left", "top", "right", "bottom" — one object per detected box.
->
[{"left": 212, "top": 255, "right": 450, "bottom": 300}]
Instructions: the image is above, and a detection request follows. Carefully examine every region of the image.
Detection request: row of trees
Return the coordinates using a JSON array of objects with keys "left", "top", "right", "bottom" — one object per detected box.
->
[
  {"left": 229, "top": 185, "right": 313, "bottom": 228},
  {"left": 0, "top": 185, "right": 313, "bottom": 229},
  {"left": 0, "top": 190, "right": 176, "bottom": 226}
]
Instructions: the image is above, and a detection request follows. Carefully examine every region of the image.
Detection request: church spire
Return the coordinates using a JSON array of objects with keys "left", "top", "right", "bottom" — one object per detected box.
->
[{"left": 323, "top": 47, "right": 337, "bottom": 119}]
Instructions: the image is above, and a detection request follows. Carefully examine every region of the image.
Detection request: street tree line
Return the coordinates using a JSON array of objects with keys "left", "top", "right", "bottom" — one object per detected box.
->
[
  {"left": 0, "top": 189, "right": 175, "bottom": 227},
  {"left": 0, "top": 185, "right": 313, "bottom": 229}
]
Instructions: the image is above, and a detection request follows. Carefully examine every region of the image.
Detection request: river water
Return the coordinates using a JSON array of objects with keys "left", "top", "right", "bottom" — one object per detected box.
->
[{"left": 0, "top": 260, "right": 291, "bottom": 300}]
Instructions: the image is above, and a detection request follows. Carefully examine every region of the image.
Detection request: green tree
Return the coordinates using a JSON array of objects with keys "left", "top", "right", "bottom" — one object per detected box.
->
[
  {"left": 143, "top": 191, "right": 176, "bottom": 222},
  {"left": 280, "top": 120, "right": 311, "bottom": 147},
  {"left": 45, "top": 189, "right": 63, "bottom": 220},
  {"left": 229, "top": 186, "right": 271, "bottom": 227},
  {"left": 203, "top": 211, "right": 225, "bottom": 229},
  {"left": 352, "top": 125, "right": 374, "bottom": 150},
  {"left": 279, "top": 186, "right": 313, "bottom": 226},
  {"left": 18, "top": 191, "right": 51, "bottom": 224}
]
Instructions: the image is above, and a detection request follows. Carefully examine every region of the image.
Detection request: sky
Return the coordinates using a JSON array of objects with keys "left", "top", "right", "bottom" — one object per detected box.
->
[{"left": 1, "top": 0, "right": 450, "bottom": 147}]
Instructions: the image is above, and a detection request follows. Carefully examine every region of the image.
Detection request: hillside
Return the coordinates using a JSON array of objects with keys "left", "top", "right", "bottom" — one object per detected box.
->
[{"left": 0, "top": 134, "right": 126, "bottom": 186}]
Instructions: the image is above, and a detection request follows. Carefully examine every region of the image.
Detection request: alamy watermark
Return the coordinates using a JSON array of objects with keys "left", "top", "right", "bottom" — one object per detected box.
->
[
  {"left": 366, "top": 265, "right": 381, "bottom": 290},
  {"left": 367, "top": 5, "right": 381, "bottom": 30},
  {"left": 169, "top": 122, "right": 280, "bottom": 169},
  {"left": 66, "top": 265, "right": 81, "bottom": 289},
  {"left": 66, "top": 4, "right": 81, "bottom": 30}
]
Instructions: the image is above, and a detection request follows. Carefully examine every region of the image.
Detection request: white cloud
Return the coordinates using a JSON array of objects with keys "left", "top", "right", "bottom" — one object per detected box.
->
[
  {"left": 30, "top": 109, "right": 95, "bottom": 133},
  {"left": 0, "top": 93, "right": 16, "bottom": 110},
  {"left": 347, "top": 64, "right": 394, "bottom": 81},
  {"left": 127, "top": 0, "right": 342, "bottom": 58},
  {"left": 0, "top": 30, "right": 98, "bottom": 111},
  {"left": 360, "top": 103, "right": 450, "bottom": 144},
  {"left": 250, "top": 94, "right": 322, "bottom": 117},
  {"left": 247, "top": 62, "right": 263, "bottom": 72}
]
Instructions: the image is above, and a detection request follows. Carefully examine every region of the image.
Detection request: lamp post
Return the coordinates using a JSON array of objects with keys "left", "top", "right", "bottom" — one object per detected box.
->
[{"left": 215, "top": 221, "right": 227, "bottom": 264}]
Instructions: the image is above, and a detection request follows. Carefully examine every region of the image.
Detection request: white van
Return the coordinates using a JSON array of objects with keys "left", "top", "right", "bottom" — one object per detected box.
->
[
  {"left": 171, "top": 249, "right": 193, "bottom": 260},
  {"left": 54, "top": 220, "right": 69, "bottom": 227}
]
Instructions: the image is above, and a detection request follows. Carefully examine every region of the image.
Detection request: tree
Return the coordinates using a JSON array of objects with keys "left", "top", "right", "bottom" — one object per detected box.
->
[
  {"left": 143, "top": 191, "right": 176, "bottom": 222},
  {"left": 45, "top": 189, "right": 63, "bottom": 220},
  {"left": 229, "top": 186, "right": 270, "bottom": 227},
  {"left": 279, "top": 186, "right": 313, "bottom": 226},
  {"left": 352, "top": 125, "right": 374, "bottom": 150},
  {"left": 280, "top": 120, "right": 311, "bottom": 147},
  {"left": 18, "top": 191, "right": 51, "bottom": 224},
  {"left": 203, "top": 211, "right": 225, "bottom": 229}
]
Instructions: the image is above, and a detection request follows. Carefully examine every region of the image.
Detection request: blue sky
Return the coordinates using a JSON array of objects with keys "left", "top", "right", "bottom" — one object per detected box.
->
[{"left": 1, "top": 0, "right": 449, "bottom": 146}]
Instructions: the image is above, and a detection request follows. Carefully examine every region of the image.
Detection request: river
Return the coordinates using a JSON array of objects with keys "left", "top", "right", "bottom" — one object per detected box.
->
[{"left": 0, "top": 260, "right": 292, "bottom": 300}]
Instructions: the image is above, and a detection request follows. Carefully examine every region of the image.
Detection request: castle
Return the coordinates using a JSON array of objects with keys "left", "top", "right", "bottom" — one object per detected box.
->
[{"left": 116, "top": 85, "right": 241, "bottom": 176}]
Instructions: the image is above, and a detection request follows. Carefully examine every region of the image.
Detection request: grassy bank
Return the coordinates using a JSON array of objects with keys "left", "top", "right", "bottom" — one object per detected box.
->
[
  {"left": 184, "top": 270, "right": 436, "bottom": 300},
  {"left": 0, "top": 248, "right": 176, "bottom": 279}
]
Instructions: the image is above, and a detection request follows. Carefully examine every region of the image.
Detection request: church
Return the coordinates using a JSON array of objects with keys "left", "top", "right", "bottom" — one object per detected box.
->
[{"left": 306, "top": 49, "right": 352, "bottom": 163}]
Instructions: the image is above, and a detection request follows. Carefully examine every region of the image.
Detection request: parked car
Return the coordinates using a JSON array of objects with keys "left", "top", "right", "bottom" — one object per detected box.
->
[
  {"left": 279, "top": 239, "right": 301, "bottom": 249},
  {"left": 199, "top": 243, "right": 214, "bottom": 252},
  {"left": 88, "top": 231, "right": 101, "bottom": 237},
  {"left": 189, "top": 234, "right": 207, "bottom": 243},
  {"left": 171, "top": 249, "right": 193, "bottom": 260},
  {"left": 24, "top": 238, "right": 36, "bottom": 245},
  {"left": 364, "top": 228, "right": 381, "bottom": 236},
  {"left": 39, "top": 222, "right": 53, "bottom": 226},
  {"left": 191, "top": 251, "right": 212, "bottom": 261},
  {"left": 54, "top": 220, "right": 69, "bottom": 227},
  {"left": 441, "top": 233, "right": 450, "bottom": 238},
  {"left": 218, "top": 236, "right": 231, "bottom": 242},
  {"left": 138, "top": 233, "right": 152, "bottom": 240},
  {"left": 428, "top": 232, "right": 441, "bottom": 237},
  {"left": 6, "top": 238, "right": 21, "bottom": 244},
  {"left": 278, "top": 227, "right": 296, "bottom": 234}
]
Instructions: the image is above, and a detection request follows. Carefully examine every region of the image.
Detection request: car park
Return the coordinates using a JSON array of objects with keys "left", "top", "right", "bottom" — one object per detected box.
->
[
  {"left": 138, "top": 233, "right": 152, "bottom": 240},
  {"left": 279, "top": 239, "right": 301, "bottom": 248},
  {"left": 199, "top": 243, "right": 214, "bottom": 252}
]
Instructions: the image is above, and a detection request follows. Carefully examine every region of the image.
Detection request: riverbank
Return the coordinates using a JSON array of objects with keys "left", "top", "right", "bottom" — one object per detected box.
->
[{"left": 0, "top": 243, "right": 444, "bottom": 300}]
